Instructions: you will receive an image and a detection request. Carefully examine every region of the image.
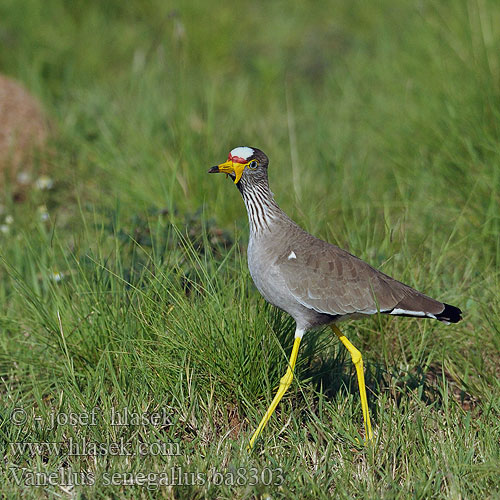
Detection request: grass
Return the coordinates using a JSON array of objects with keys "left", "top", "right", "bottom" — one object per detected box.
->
[{"left": 0, "top": 0, "right": 499, "bottom": 498}]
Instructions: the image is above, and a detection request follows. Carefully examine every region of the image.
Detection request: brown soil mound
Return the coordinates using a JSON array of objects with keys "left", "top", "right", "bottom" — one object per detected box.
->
[{"left": 0, "top": 74, "right": 49, "bottom": 185}]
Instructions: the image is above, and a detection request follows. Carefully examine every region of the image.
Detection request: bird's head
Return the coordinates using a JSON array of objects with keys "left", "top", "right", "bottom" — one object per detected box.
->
[{"left": 208, "top": 147, "right": 269, "bottom": 185}]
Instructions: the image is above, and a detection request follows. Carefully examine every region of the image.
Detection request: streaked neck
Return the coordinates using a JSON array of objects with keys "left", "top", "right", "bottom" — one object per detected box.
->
[{"left": 237, "top": 178, "right": 283, "bottom": 233}]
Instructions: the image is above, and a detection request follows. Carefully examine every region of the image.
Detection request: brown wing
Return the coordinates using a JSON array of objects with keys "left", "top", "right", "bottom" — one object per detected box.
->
[{"left": 276, "top": 230, "right": 447, "bottom": 318}]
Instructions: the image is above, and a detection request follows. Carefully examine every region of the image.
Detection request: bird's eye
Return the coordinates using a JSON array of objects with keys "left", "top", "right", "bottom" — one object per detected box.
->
[{"left": 248, "top": 160, "right": 258, "bottom": 170}]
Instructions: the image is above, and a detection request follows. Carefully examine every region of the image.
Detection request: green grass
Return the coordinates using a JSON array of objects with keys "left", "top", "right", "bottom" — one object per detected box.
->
[{"left": 1, "top": 0, "right": 499, "bottom": 498}]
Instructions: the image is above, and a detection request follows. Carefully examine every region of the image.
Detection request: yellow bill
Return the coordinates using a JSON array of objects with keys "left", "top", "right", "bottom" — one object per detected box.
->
[{"left": 208, "top": 160, "right": 246, "bottom": 184}]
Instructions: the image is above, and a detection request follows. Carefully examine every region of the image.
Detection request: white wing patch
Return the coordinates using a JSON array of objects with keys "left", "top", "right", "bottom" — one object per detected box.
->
[
  {"left": 230, "top": 146, "right": 254, "bottom": 160},
  {"left": 288, "top": 251, "right": 297, "bottom": 260},
  {"left": 390, "top": 308, "right": 436, "bottom": 319}
]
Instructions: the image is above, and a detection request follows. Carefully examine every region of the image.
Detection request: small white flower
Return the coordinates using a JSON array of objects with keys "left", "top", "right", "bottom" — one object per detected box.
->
[
  {"left": 35, "top": 176, "right": 54, "bottom": 190},
  {"left": 0, "top": 224, "right": 9, "bottom": 234},
  {"left": 38, "top": 205, "right": 49, "bottom": 221},
  {"left": 17, "top": 171, "right": 32, "bottom": 184},
  {"left": 5, "top": 215, "right": 14, "bottom": 225},
  {"left": 51, "top": 271, "right": 64, "bottom": 282}
]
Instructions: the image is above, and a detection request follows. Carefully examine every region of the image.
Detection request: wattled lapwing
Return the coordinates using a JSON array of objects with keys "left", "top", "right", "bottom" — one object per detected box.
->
[{"left": 209, "top": 147, "right": 462, "bottom": 449}]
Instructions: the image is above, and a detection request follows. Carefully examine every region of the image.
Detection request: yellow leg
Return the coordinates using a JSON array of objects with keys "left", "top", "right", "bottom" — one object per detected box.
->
[
  {"left": 331, "top": 324, "right": 373, "bottom": 441},
  {"left": 248, "top": 336, "right": 302, "bottom": 450}
]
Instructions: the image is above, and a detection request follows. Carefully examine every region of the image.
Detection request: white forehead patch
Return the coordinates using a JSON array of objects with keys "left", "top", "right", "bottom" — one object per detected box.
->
[{"left": 230, "top": 146, "right": 254, "bottom": 160}]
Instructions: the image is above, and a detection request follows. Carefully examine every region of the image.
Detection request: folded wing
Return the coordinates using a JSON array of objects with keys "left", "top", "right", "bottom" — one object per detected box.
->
[{"left": 276, "top": 232, "right": 461, "bottom": 323}]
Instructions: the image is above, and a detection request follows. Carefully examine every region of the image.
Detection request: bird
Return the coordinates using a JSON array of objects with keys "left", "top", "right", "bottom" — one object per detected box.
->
[{"left": 208, "top": 146, "right": 462, "bottom": 449}]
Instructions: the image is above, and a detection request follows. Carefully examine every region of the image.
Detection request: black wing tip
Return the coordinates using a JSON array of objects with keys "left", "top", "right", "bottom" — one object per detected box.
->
[{"left": 436, "top": 303, "right": 462, "bottom": 323}]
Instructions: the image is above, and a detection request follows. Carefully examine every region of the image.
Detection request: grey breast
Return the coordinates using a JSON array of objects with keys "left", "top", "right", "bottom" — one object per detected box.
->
[{"left": 247, "top": 220, "right": 341, "bottom": 329}]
